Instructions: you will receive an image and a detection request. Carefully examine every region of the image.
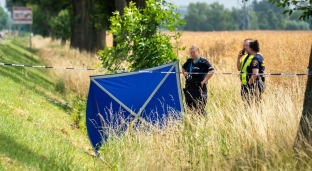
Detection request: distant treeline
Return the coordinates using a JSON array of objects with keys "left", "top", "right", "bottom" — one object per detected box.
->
[
  {"left": 0, "top": 6, "right": 8, "bottom": 30},
  {"left": 181, "top": 0, "right": 312, "bottom": 31}
]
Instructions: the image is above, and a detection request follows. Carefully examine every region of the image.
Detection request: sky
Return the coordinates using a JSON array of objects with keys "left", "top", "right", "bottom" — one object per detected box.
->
[
  {"left": 0, "top": 0, "right": 8, "bottom": 13},
  {"left": 0, "top": 0, "right": 5, "bottom": 9}
]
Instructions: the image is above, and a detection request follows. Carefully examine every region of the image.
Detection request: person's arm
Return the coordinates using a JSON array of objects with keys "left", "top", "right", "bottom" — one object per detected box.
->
[
  {"left": 181, "top": 60, "right": 189, "bottom": 78},
  {"left": 237, "top": 50, "right": 244, "bottom": 71},
  {"left": 182, "top": 68, "right": 187, "bottom": 78},
  {"left": 248, "top": 68, "right": 259, "bottom": 85},
  {"left": 201, "top": 70, "right": 214, "bottom": 86},
  {"left": 201, "top": 60, "right": 215, "bottom": 87},
  {"left": 248, "top": 58, "right": 260, "bottom": 85}
]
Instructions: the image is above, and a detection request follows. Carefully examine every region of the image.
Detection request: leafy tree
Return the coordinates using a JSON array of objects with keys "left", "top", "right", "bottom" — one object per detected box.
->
[
  {"left": 0, "top": 6, "right": 9, "bottom": 30},
  {"left": 252, "top": 0, "right": 286, "bottom": 30},
  {"left": 6, "top": 0, "right": 70, "bottom": 36},
  {"left": 98, "top": 0, "right": 185, "bottom": 71},
  {"left": 285, "top": 20, "right": 310, "bottom": 30},
  {"left": 231, "top": 7, "right": 259, "bottom": 30},
  {"left": 207, "top": 2, "right": 236, "bottom": 31},
  {"left": 244, "top": 0, "right": 312, "bottom": 21},
  {"left": 184, "top": 3, "right": 210, "bottom": 31},
  {"left": 184, "top": 2, "right": 236, "bottom": 31},
  {"left": 49, "top": 10, "right": 71, "bottom": 45},
  {"left": 289, "top": 11, "right": 312, "bottom": 29},
  {"left": 27, "top": 4, "right": 49, "bottom": 36}
]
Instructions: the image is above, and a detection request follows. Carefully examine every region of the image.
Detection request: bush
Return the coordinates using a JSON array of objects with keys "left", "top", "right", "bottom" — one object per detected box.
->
[
  {"left": 55, "top": 78, "right": 65, "bottom": 94},
  {"left": 98, "top": 0, "right": 185, "bottom": 71},
  {"left": 71, "top": 97, "right": 86, "bottom": 131}
]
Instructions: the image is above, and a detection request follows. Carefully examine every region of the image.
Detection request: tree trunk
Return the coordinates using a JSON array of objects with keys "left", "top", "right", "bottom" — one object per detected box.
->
[
  {"left": 115, "top": 0, "right": 128, "bottom": 15},
  {"left": 70, "top": 0, "right": 106, "bottom": 52},
  {"left": 294, "top": 45, "right": 312, "bottom": 156}
]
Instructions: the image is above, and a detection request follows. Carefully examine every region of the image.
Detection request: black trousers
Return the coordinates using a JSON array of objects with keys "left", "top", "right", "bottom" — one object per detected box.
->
[
  {"left": 241, "top": 80, "right": 265, "bottom": 105},
  {"left": 183, "top": 88, "right": 207, "bottom": 115}
]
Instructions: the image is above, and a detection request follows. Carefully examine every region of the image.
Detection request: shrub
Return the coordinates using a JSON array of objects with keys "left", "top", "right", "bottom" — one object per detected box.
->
[
  {"left": 55, "top": 78, "right": 65, "bottom": 94},
  {"left": 71, "top": 97, "right": 86, "bottom": 131},
  {"left": 98, "top": 0, "right": 185, "bottom": 71}
]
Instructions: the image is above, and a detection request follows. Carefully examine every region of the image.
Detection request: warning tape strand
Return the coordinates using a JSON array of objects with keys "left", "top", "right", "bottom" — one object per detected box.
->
[
  {"left": 0, "top": 63, "right": 98, "bottom": 71},
  {"left": 0, "top": 62, "right": 311, "bottom": 76}
]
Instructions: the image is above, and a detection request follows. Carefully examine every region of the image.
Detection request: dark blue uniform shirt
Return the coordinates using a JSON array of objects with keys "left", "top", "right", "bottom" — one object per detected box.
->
[
  {"left": 182, "top": 57, "right": 214, "bottom": 85},
  {"left": 247, "top": 53, "right": 265, "bottom": 81}
]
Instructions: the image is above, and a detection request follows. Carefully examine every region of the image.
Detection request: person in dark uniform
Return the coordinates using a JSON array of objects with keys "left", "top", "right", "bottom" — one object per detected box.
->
[
  {"left": 182, "top": 45, "right": 215, "bottom": 114},
  {"left": 242, "top": 40, "right": 266, "bottom": 104}
]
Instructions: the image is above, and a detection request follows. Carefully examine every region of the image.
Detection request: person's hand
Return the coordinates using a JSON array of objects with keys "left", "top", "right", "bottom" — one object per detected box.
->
[
  {"left": 201, "top": 81, "right": 206, "bottom": 88},
  {"left": 183, "top": 72, "right": 188, "bottom": 78},
  {"left": 238, "top": 50, "right": 244, "bottom": 58},
  {"left": 248, "top": 80, "right": 254, "bottom": 85}
]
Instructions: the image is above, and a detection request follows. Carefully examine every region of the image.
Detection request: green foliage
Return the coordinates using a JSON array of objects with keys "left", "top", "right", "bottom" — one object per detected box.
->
[
  {"left": 0, "top": 6, "right": 8, "bottom": 30},
  {"left": 285, "top": 20, "right": 310, "bottom": 30},
  {"left": 49, "top": 10, "right": 71, "bottom": 44},
  {"left": 55, "top": 78, "right": 65, "bottom": 94},
  {"left": 183, "top": 0, "right": 311, "bottom": 31},
  {"left": 71, "top": 97, "right": 86, "bottom": 131},
  {"left": 26, "top": 4, "right": 49, "bottom": 36},
  {"left": 98, "top": 0, "right": 185, "bottom": 71},
  {"left": 244, "top": 0, "right": 312, "bottom": 21},
  {"left": 252, "top": 0, "right": 286, "bottom": 30},
  {"left": 184, "top": 2, "right": 236, "bottom": 31},
  {"left": 92, "top": 0, "right": 114, "bottom": 30},
  {"left": 7, "top": 0, "right": 71, "bottom": 36},
  {"left": 231, "top": 7, "right": 259, "bottom": 30}
]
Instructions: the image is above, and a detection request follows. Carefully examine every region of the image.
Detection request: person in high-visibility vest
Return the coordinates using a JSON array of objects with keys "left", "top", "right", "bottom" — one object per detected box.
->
[
  {"left": 237, "top": 39, "right": 265, "bottom": 103},
  {"left": 182, "top": 45, "right": 215, "bottom": 115}
]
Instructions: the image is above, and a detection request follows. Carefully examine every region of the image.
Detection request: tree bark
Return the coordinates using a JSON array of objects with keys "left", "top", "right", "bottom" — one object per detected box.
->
[
  {"left": 70, "top": 0, "right": 106, "bottom": 52},
  {"left": 115, "top": 0, "right": 128, "bottom": 15},
  {"left": 294, "top": 45, "right": 312, "bottom": 156}
]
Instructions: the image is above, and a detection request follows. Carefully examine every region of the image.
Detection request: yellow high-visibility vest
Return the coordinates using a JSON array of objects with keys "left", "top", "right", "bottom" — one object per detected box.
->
[{"left": 240, "top": 54, "right": 254, "bottom": 85}]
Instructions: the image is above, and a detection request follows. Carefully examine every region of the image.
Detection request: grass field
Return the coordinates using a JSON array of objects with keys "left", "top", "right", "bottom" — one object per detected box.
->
[
  {"left": 0, "top": 40, "right": 105, "bottom": 170},
  {"left": 1, "top": 31, "right": 312, "bottom": 170}
]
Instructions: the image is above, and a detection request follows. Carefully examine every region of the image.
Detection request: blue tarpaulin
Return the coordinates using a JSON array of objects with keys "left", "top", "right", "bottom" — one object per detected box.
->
[{"left": 86, "top": 61, "right": 184, "bottom": 151}]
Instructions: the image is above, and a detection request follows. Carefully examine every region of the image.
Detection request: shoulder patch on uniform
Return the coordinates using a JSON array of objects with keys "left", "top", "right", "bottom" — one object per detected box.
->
[{"left": 252, "top": 60, "right": 258, "bottom": 67}]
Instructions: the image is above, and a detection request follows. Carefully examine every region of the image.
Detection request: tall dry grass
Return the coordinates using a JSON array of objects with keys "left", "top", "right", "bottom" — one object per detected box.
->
[
  {"left": 32, "top": 36, "right": 105, "bottom": 97},
  {"left": 99, "top": 75, "right": 307, "bottom": 170},
  {"left": 32, "top": 31, "right": 312, "bottom": 97},
  {"left": 32, "top": 31, "right": 312, "bottom": 170}
]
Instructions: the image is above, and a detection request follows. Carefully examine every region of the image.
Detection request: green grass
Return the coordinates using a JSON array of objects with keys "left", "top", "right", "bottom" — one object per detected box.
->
[{"left": 0, "top": 40, "right": 103, "bottom": 170}]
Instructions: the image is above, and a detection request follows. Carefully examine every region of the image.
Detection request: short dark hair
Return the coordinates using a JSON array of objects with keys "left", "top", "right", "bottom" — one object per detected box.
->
[{"left": 249, "top": 40, "right": 260, "bottom": 52}]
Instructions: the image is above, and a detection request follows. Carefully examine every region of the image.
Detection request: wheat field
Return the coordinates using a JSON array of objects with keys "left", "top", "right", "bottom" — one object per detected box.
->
[{"left": 32, "top": 31, "right": 312, "bottom": 170}]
